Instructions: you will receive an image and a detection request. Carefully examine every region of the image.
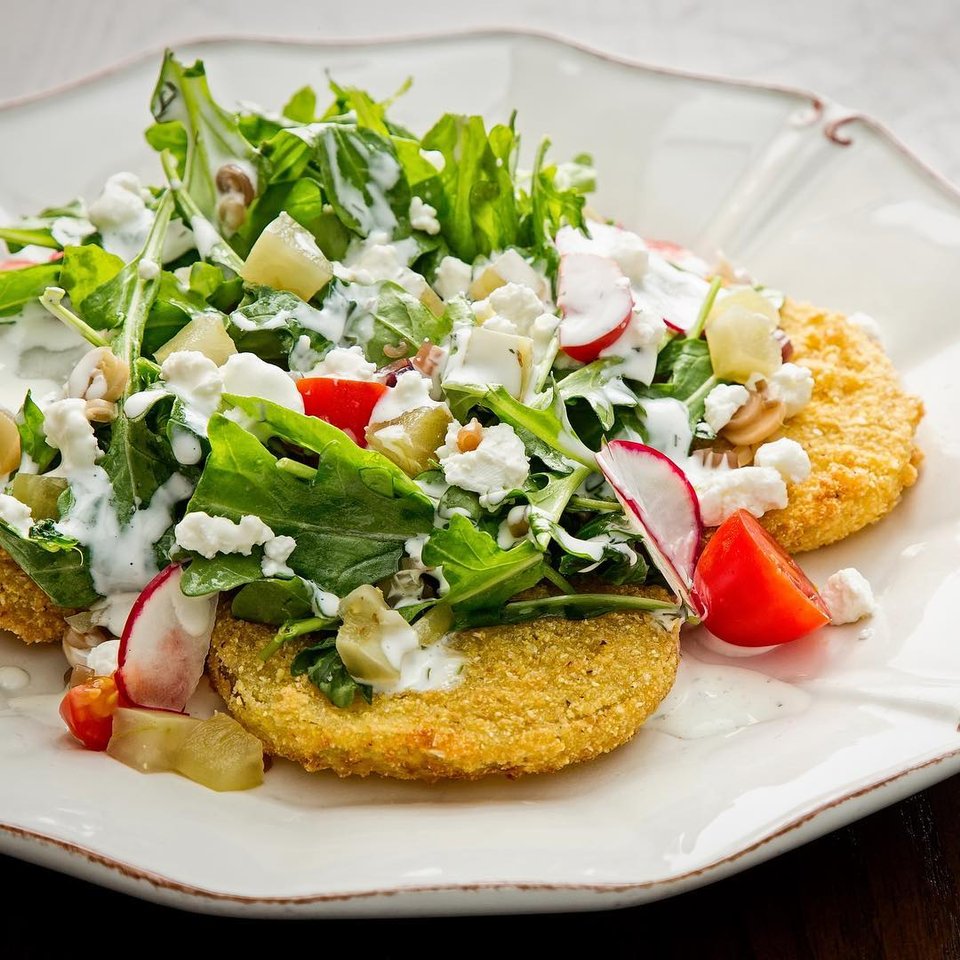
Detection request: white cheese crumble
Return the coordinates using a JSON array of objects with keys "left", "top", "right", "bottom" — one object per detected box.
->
[
  {"left": 477, "top": 282, "right": 546, "bottom": 337},
  {"left": 821, "top": 568, "right": 875, "bottom": 624},
  {"left": 175, "top": 511, "right": 297, "bottom": 579},
  {"left": 848, "top": 311, "right": 883, "bottom": 343},
  {"left": 434, "top": 256, "right": 472, "bottom": 300},
  {"left": 137, "top": 258, "right": 160, "bottom": 281},
  {"left": 0, "top": 493, "right": 33, "bottom": 536},
  {"left": 688, "top": 464, "right": 787, "bottom": 527},
  {"left": 371, "top": 370, "right": 441, "bottom": 423},
  {"left": 43, "top": 398, "right": 101, "bottom": 470},
  {"left": 306, "top": 345, "right": 377, "bottom": 381},
  {"left": 159, "top": 351, "right": 224, "bottom": 436},
  {"left": 221, "top": 353, "right": 304, "bottom": 413},
  {"left": 409, "top": 196, "right": 441, "bottom": 235},
  {"left": 87, "top": 172, "right": 155, "bottom": 262},
  {"left": 86, "top": 638, "right": 121, "bottom": 677},
  {"left": 704, "top": 383, "right": 749, "bottom": 433},
  {"left": 66, "top": 347, "right": 113, "bottom": 401},
  {"left": 753, "top": 438, "right": 811, "bottom": 484},
  {"left": 437, "top": 421, "right": 530, "bottom": 507},
  {"left": 765, "top": 362, "right": 814, "bottom": 417}
]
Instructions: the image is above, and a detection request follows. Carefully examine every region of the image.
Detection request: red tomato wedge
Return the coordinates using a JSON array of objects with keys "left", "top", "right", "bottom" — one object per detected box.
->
[
  {"left": 296, "top": 377, "right": 387, "bottom": 446},
  {"left": 60, "top": 676, "right": 121, "bottom": 751},
  {"left": 693, "top": 510, "right": 830, "bottom": 647}
]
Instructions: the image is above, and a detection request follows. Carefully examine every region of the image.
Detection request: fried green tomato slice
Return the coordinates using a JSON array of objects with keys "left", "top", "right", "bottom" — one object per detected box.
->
[
  {"left": 760, "top": 300, "right": 923, "bottom": 553},
  {"left": 0, "top": 549, "right": 72, "bottom": 644},
  {"left": 208, "top": 588, "right": 681, "bottom": 781}
]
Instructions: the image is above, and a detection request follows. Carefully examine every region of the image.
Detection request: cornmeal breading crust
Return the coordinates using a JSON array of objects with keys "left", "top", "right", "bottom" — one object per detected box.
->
[
  {"left": 0, "top": 549, "right": 73, "bottom": 644},
  {"left": 208, "top": 588, "right": 680, "bottom": 780},
  {"left": 761, "top": 300, "right": 923, "bottom": 553}
]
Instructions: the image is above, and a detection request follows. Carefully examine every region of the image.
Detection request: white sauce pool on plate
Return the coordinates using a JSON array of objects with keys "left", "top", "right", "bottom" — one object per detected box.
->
[{"left": 646, "top": 655, "right": 811, "bottom": 739}]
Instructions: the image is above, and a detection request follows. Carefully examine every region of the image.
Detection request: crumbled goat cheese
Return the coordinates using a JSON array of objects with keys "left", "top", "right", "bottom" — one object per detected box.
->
[
  {"left": 821, "top": 568, "right": 876, "bottom": 624},
  {"left": 86, "top": 638, "right": 120, "bottom": 677},
  {"left": 137, "top": 258, "right": 160, "bottom": 281},
  {"left": 689, "top": 464, "right": 787, "bottom": 527},
  {"left": 262, "top": 535, "right": 297, "bottom": 578},
  {"left": 87, "top": 172, "right": 155, "bottom": 262},
  {"left": 221, "top": 353, "right": 304, "bottom": 414},
  {"left": 848, "top": 311, "right": 883, "bottom": 343},
  {"left": 43, "top": 398, "right": 101, "bottom": 470},
  {"left": 409, "top": 196, "right": 441, "bottom": 235},
  {"left": 753, "top": 438, "right": 811, "bottom": 484},
  {"left": 371, "top": 370, "right": 441, "bottom": 423},
  {"left": 704, "top": 383, "right": 750, "bottom": 433},
  {"left": 765, "top": 362, "right": 814, "bottom": 417},
  {"left": 306, "top": 345, "right": 377, "bottom": 380},
  {"left": 175, "top": 511, "right": 297, "bottom": 579},
  {"left": 0, "top": 494, "right": 33, "bottom": 536},
  {"left": 477, "top": 282, "right": 545, "bottom": 337},
  {"left": 159, "top": 351, "right": 224, "bottom": 436},
  {"left": 434, "top": 256, "right": 472, "bottom": 300},
  {"left": 437, "top": 421, "right": 530, "bottom": 507}
]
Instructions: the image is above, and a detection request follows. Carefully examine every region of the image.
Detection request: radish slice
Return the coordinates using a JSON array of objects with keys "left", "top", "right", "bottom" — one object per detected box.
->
[
  {"left": 115, "top": 564, "right": 218, "bottom": 713},
  {"left": 557, "top": 253, "right": 633, "bottom": 363},
  {"left": 596, "top": 439, "right": 705, "bottom": 614}
]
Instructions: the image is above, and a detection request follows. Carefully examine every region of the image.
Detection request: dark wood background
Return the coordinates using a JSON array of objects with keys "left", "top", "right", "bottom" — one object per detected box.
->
[{"left": 6, "top": 775, "right": 960, "bottom": 958}]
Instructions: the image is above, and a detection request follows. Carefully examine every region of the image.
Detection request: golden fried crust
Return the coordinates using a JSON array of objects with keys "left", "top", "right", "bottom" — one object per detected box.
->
[
  {"left": 208, "top": 588, "right": 680, "bottom": 781},
  {"left": 0, "top": 549, "right": 71, "bottom": 644},
  {"left": 759, "top": 300, "right": 923, "bottom": 553}
]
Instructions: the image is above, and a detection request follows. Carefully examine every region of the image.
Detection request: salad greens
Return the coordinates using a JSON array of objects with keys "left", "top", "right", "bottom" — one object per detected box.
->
[{"left": 0, "top": 50, "right": 758, "bottom": 710}]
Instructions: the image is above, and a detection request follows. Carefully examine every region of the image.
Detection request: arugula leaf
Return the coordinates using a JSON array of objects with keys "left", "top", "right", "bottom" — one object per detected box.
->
[
  {"left": 186, "top": 399, "right": 434, "bottom": 595},
  {"left": 421, "top": 113, "right": 519, "bottom": 262},
  {"left": 478, "top": 385, "right": 596, "bottom": 469},
  {"left": 143, "top": 271, "right": 228, "bottom": 358},
  {"left": 233, "top": 178, "right": 350, "bottom": 260},
  {"left": 643, "top": 337, "right": 715, "bottom": 423},
  {"left": 291, "top": 637, "right": 371, "bottom": 708},
  {"left": 228, "top": 285, "right": 333, "bottom": 362},
  {"left": 148, "top": 51, "right": 258, "bottom": 225},
  {"left": 180, "top": 553, "right": 262, "bottom": 596},
  {"left": 0, "top": 525, "right": 97, "bottom": 607},
  {"left": 282, "top": 86, "right": 317, "bottom": 123},
  {"left": 0, "top": 262, "right": 60, "bottom": 318},
  {"left": 455, "top": 591, "right": 678, "bottom": 629},
  {"left": 421, "top": 514, "right": 545, "bottom": 612},
  {"left": 557, "top": 360, "right": 638, "bottom": 431},
  {"left": 231, "top": 577, "right": 316, "bottom": 624},
  {"left": 16, "top": 391, "right": 56, "bottom": 472},
  {"left": 358, "top": 283, "right": 451, "bottom": 366},
  {"left": 59, "top": 244, "right": 124, "bottom": 311},
  {"left": 523, "top": 138, "right": 589, "bottom": 269},
  {"left": 313, "top": 124, "right": 409, "bottom": 237}
]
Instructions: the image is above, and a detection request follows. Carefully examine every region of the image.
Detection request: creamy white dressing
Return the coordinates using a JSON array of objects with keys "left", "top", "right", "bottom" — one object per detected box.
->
[
  {"left": 646, "top": 655, "right": 811, "bottom": 739},
  {"left": 638, "top": 397, "right": 693, "bottom": 461},
  {"left": 57, "top": 469, "right": 193, "bottom": 596},
  {"left": 0, "top": 303, "right": 88, "bottom": 410}
]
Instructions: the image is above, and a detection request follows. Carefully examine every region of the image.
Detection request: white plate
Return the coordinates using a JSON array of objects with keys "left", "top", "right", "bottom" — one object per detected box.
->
[{"left": 1, "top": 31, "right": 959, "bottom": 918}]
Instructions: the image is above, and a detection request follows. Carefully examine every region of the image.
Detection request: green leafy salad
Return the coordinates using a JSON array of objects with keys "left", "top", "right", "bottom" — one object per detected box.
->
[{"left": 0, "top": 52, "right": 819, "bottom": 712}]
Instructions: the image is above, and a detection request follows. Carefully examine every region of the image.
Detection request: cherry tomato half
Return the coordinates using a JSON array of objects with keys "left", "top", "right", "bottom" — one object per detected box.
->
[
  {"left": 296, "top": 377, "right": 387, "bottom": 446},
  {"left": 59, "top": 676, "right": 121, "bottom": 751},
  {"left": 693, "top": 509, "right": 830, "bottom": 646}
]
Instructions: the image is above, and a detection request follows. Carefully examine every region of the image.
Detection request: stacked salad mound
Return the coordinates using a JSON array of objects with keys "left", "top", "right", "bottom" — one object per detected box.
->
[{"left": 0, "top": 53, "right": 913, "bottom": 784}]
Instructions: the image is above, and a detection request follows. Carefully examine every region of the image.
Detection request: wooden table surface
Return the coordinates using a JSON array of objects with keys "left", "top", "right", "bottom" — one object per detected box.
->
[
  {"left": 3, "top": 3, "right": 959, "bottom": 954},
  {"left": 5, "top": 773, "right": 960, "bottom": 957}
]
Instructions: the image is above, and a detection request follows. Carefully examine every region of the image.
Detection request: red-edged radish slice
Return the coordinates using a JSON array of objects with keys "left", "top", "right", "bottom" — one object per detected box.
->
[
  {"left": 662, "top": 318, "right": 686, "bottom": 335},
  {"left": 115, "top": 564, "right": 218, "bottom": 713},
  {"left": 557, "top": 253, "right": 633, "bottom": 363},
  {"left": 596, "top": 439, "right": 705, "bottom": 614}
]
